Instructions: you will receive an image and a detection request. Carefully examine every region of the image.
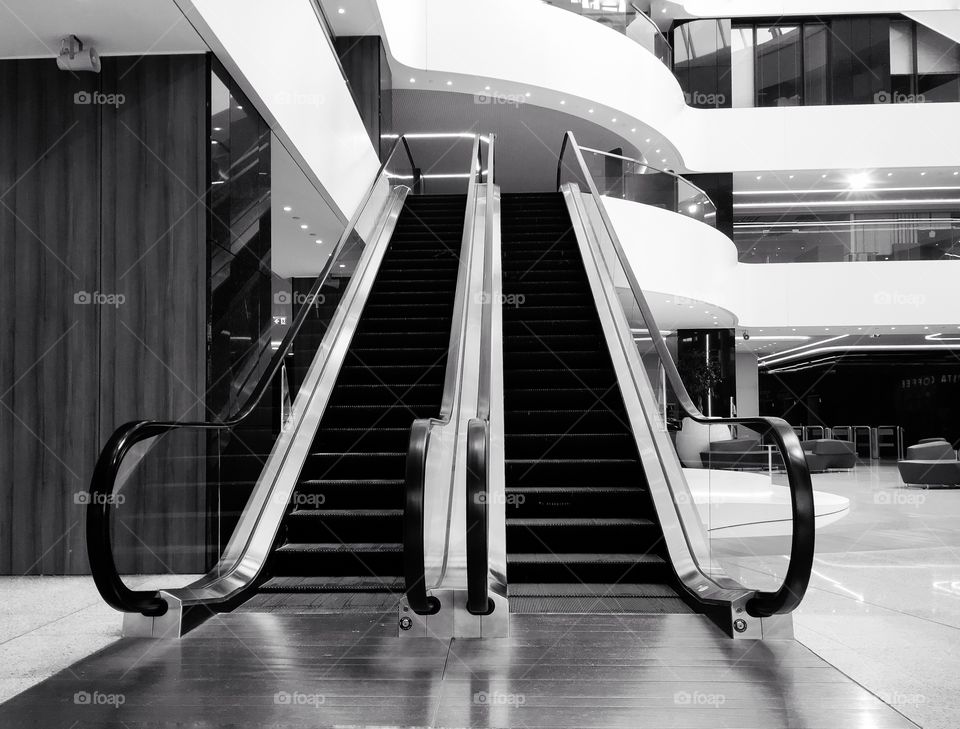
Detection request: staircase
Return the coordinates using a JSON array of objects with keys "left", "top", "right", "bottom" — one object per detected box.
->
[
  {"left": 500, "top": 192, "right": 691, "bottom": 614},
  {"left": 243, "top": 194, "right": 466, "bottom": 609}
]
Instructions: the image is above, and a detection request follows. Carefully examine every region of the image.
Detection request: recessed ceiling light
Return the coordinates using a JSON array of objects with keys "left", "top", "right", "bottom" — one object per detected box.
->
[
  {"left": 955, "top": 171, "right": 960, "bottom": 176},
  {"left": 655, "top": 149, "right": 661, "bottom": 154},
  {"left": 409, "top": 77, "right": 416, "bottom": 83},
  {"left": 339, "top": 264, "right": 346, "bottom": 268},
  {"left": 300, "top": 224, "right": 308, "bottom": 230},
  {"left": 788, "top": 175, "right": 795, "bottom": 179},
  {"left": 525, "top": 92, "right": 531, "bottom": 97},
  {"left": 337, "top": 7, "right": 345, "bottom": 13},
  {"left": 630, "top": 128, "right": 636, "bottom": 132},
  {"left": 213, "top": 126, "right": 222, "bottom": 131},
  {"left": 588, "top": 108, "right": 594, "bottom": 113},
  {"left": 821, "top": 173, "right": 827, "bottom": 178},
  {"left": 756, "top": 175, "right": 762, "bottom": 180},
  {"left": 887, "top": 172, "right": 894, "bottom": 177},
  {"left": 283, "top": 206, "right": 292, "bottom": 212},
  {"left": 315, "top": 239, "right": 323, "bottom": 245},
  {"left": 612, "top": 117, "right": 617, "bottom": 122},
  {"left": 847, "top": 172, "right": 871, "bottom": 190},
  {"left": 446, "top": 80, "right": 453, "bottom": 86},
  {"left": 921, "top": 171, "right": 927, "bottom": 176},
  {"left": 645, "top": 138, "right": 651, "bottom": 143},
  {"left": 211, "top": 140, "right": 218, "bottom": 145},
  {"left": 560, "top": 99, "right": 566, "bottom": 105},
  {"left": 484, "top": 85, "right": 491, "bottom": 91}
]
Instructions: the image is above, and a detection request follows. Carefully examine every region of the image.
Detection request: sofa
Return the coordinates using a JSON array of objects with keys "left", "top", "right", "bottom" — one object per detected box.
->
[
  {"left": 801, "top": 439, "right": 857, "bottom": 472},
  {"left": 898, "top": 440, "right": 960, "bottom": 487}
]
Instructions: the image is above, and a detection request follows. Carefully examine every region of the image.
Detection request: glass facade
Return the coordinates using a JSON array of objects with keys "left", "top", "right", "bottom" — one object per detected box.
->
[{"left": 691, "top": 17, "right": 960, "bottom": 107}]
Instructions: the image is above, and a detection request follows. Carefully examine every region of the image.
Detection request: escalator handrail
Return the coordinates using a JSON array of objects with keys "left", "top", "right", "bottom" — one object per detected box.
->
[
  {"left": 557, "top": 130, "right": 814, "bottom": 618},
  {"left": 466, "top": 133, "right": 497, "bottom": 616},
  {"left": 404, "top": 133, "right": 485, "bottom": 615},
  {"left": 465, "top": 419, "right": 492, "bottom": 615},
  {"left": 87, "top": 135, "right": 421, "bottom": 616}
]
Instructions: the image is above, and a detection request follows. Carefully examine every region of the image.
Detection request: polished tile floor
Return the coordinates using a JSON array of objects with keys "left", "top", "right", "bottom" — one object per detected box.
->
[{"left": 0, "top": 463, "right": 955, "bottom": 727}]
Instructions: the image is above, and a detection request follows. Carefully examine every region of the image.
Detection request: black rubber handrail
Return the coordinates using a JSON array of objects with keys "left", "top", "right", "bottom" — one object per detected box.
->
[
  {"left": 465, "top": 419, "right": 493, "bottom": 615},
  {"left": 403, "top": 420, "right": 441, "bottom": 616},
  {"left": 86, "top": 135, "right": 420, "bottom": 616},
  {"left": 402, "top": 134, "right": 486, "bottom": 615},
  {"left": 557, "top": 131, "right": 814, "bottom": 618}
]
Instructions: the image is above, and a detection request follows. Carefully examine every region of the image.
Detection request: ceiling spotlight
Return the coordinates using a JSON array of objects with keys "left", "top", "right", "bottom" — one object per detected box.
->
[
  {"left": 921, "top": 171, "right": 927, "bottom": 176},
  {"left": 315, "top": 239, "right": 323, "bottom": 245},
  {"left": 337, "top": 7, "right": 345, "bottom": 13},
  {"left": 484, "top": 85, "right": 491, "bottom": 91},
  {"left": 821, "top": 173, "right": 827, "bottom": 178},
  {"left": 409, "top": 77, "right": 416, "bottom": 83},
  {"left": 687, "top": 204, "right": 699, "bottom": 214},
  {"left": 847, "top": 172, "right": 871, "bottom": 190},
  {"left": 630, "top": 127, "right": 636, "bottom": 132},
  {"left": 789, "top": 174, "right": 795, "bottom": 179},
  {"left": 283, "top": 206, "right": 292, "bottom": 212},
  {"left": 612, "top": 117, "right": 617, "bottom": 122},
  {"left": 887, "top": 172, "right": 894, "bottom": 177},
  {"left": 339, "top": 264, "right": 346, "bottom": 268},
  {"left": 213, "top": 126, "right": 222, "bottom": 131},
  {"left": 645, "top": 138, "right": 651, "bottom": 143},
  {"left": 525, "top": 92, "right": 531, "bottom": 97},
  {"left": 300, "top": 224, "right": 308, "bottom": 230},
  {"left": 756, "top": 175, "right": 762, "bottom": 180},
  {"left": 560, "top": 99, "right": 566, "bottom": 105},
  {"left": 588, "top": 108, "right": 594, "bottom": 113}
]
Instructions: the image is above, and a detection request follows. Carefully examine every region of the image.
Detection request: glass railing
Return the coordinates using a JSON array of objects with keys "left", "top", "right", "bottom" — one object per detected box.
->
[
  {"left": 558, "top": 131, "right": 814, "bottom": 622},
  {"left": 540, "top": 1, "right": 672, "bottom": 67},
  {"left": 568, "top": 145, "right": 718, "bottom": 227}
]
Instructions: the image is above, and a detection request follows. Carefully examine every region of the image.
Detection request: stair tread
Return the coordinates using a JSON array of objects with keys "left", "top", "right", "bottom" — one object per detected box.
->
[
  {"left": 277, "top": 542, "right": 403, "bottom": 553},
  {"left": 507, "top": 517, "right": 654, "bottom": 527},
  {"left": 288, "top": 509, "right": 402, "bottom": 518},
  {"left": 509, "top": 583, "right": 680, "bottom": 597},
  {"left": 509, "top": 553, "right": 664, "bottom": 564}
]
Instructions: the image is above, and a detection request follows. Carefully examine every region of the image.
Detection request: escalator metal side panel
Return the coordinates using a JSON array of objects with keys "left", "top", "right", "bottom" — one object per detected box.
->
[
  {"left": 560, "top": 185, "right": 754, "bottom": 622},
  {"left": 122, "top": 189, "right": 409, "bottom": 638}
]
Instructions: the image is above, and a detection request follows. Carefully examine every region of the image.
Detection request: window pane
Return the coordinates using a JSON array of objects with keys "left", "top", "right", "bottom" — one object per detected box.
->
[
  {"left": 917, "top": 25, "right": 960, "bottom": 102},
  {"left": 731, "top": 26, "right": 755, "bottom": 107},
  {"left": 756, "top": 26, "right": 802, "bottom": 106},
  {"left": 804, "top": 24, "right": 829, "bottom": 105}
]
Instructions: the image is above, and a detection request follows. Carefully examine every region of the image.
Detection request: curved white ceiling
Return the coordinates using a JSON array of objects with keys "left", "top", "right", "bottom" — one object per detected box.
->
[{"left": 373, "top": 0, "right": 960, "bottom": 174}]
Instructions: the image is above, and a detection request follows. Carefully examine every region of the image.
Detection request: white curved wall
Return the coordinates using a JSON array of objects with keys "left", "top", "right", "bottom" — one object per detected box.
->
[
  {"left": 376, "top": 0, "right": 960, "bottom": 173},
  {"left": 603, "top": 196, "right": 960, "bottom": 329},
  {"left": 657, "top": 1, "right": 960, "bottom": 19}
]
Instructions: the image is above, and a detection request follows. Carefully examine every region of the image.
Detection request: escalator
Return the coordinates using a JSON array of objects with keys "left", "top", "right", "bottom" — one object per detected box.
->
[
  {"left": 86, "top": 134, "right": 492, "bottom": 632},
  {"left": 243, "top": 194, "right": 466, "bottom": 608},
  {"left": 500, "top": 192, "right": 691, "bottom": 613}
]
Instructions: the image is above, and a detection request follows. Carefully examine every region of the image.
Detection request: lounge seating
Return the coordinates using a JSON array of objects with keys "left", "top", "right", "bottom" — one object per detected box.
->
[
  {"left": 801, "top": 439, "right": 857, "bottom": 472},
  {"left": 898, "top": 441, "right": 960, "bottom": 487}
]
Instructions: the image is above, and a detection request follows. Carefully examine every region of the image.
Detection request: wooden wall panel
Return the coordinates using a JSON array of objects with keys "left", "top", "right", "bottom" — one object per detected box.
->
[
  {"left": 99, "top": 56, "right": 208, "bottom": 574},
  {"left": 0, "top": 55, "right": 208, "bottom": 575},
  {"left": 0, "top": 60, "right": 101, "bottom": 574}
]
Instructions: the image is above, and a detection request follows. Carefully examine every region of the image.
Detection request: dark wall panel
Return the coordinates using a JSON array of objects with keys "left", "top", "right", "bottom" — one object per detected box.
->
[
  {"left": 0, "top": 56, "right": 208, "bottom": 575},
  {"left": 0, "top": 60, "right": 101, "bottom": 574},
  {"left": 99, "top": 56, "right": 208, "bottom": 573}
]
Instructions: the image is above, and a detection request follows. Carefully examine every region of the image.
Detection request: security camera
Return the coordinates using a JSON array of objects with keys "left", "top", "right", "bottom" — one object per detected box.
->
[
  {"left": 742, "top": 331, "right": 750, "bottom": 341},
  {"left": 57, "top": 35, "right": 101, "bottom": 73}
]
